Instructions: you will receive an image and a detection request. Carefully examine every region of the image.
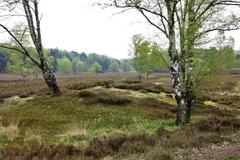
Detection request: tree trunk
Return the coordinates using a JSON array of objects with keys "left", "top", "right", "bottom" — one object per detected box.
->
[
  {"left": 185, "top": 77, "right": 195, "bottom": 122},
  {"left": 42, "top": 68, "right": 61, "bottom": 96},
  {"left": 166, "top": 1, "right": 189, "bottom": 125},
  {"left": 172, "top": 54, "right": 196, "bottom": 125},
  {"left": 170, "top": 60, "right": 188, "bottom": 125},
  {"left": 184, "top": 56, "right": 196, "bottom": 122},
  {"left": 170, "top": 58, "right": 196, "bottom": 125},
  {"left": 166, "top": 1, "right": 194, "bottom": 126}
]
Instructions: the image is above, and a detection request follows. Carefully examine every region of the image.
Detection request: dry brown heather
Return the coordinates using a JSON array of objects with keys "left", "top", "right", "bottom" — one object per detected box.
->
[
  {"left": 0, "top": 73, "right": 140, "bottom": 99},
  {"left": 0, "top": 70, "right": 240, "bottom": 160},
  {"left": 0, "top": 70, "right": 239, "bottom": 101}
]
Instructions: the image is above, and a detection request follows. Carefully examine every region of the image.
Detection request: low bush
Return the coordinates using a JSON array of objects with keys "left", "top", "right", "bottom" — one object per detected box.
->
[
  {"left": 113, "top": 83, "right": 140, "bottom": 91},
  {"left": 96, "top": 93, "right": 131, "bottom": 105},
  {"left": 68, "top": 82, "right": 97, "bottom": 90},
  {"left": 195, "top": 117, "right": 240, "bottom": 133},
  {"left": 119, "top": 133, "right": 156, "bottom": 154},
  {"left": 148, "top": 153, "right": 173, "bottom": 160},
  {"left": 84, "top": 132, "right": 155, "bottom": 159},
  {"left": 78, "top": 90, "right": 96, "bottom": 98},
  {"left": 197, "top": 107, "right": 238, "bottom": 118},
  {"left": 162, "top": 129, "right": 229, "bottom": 150},
  {"left": 96, "top": 80, "right": 114, "bottom": 88},
  {"left": 119, "top": 79, "right": 142, "bottom": 84},
  {"left": 0, "top": 96, "right": 3, "bottom": 103},
  {"left": 2, "top": 144, "right": 79, "bottom": 160},
  {"left": 139, "top": 97, "right": 174, "bottom": 109},
  {"left": 113, "top": 83, "right": 164, "bottom": 93},
  {"left": 79, "top": 89, "right": 131, "bottom": 105},
  {"left": 189, "top": 134, "right": 229, "bottom": 148},
  {"left": 69, "top": 80, "right": 115, "bottom": 90}
]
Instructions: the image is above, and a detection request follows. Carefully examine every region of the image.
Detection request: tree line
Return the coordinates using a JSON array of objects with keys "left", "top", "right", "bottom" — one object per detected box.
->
[
  {"left": 0, "top": 47, "right": 135, "bottom": 76},
  {"left": 1, "top": 32, "right": 237, "bottom": 80}
]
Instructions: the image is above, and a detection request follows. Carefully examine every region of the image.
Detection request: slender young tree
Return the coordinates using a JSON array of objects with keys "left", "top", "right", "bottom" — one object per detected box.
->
[
  {"left": 0, "top": 0, "right": 61, "bottom": 96},
  {"left": 108, "top": 0, "right": 240, "bottom": 125},
  {"left": 131, "top": 34, "right": 150, "bottom": 80},
  {"left": 131, "top": 34, "right": 169, "bottom": 78}
]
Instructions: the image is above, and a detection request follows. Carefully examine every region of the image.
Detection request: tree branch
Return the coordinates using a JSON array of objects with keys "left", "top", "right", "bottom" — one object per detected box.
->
[{"left": 0, "top": 24, "right": 41, "bottom": 68}]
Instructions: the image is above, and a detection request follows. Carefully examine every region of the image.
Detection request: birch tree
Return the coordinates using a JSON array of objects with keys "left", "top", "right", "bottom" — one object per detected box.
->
[
  {"left": 107, "top": 0, "right": 240, "bottom": 125},
  {"left": 0, "top": 0, "right": 61, "bottom": 96}
]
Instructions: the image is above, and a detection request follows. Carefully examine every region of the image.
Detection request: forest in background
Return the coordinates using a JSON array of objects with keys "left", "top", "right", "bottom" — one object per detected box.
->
[
  {"left": 0, "top": 48, "right": 134, "bottom": 76},
  {"left": 1, "top": 35, "right": 240, "bottom": 78}
]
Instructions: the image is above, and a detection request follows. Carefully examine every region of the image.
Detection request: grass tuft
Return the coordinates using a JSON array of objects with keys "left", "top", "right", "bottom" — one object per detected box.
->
[{"left": 0, "top": 121, "right": 19, "bottom": 142}]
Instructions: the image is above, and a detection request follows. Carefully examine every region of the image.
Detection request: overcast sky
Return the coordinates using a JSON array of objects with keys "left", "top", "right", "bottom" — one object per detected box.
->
[
  {"left": 39, "top": 0, "right": 157, "bottom": 59},
  {"left": 1, "top": 0, "right": 240, "bottom": 59}
]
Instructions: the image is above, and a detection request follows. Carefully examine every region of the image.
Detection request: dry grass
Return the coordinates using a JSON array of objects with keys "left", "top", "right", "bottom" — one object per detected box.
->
[
  {"left": 24, "top": 129, "right": 42, "bottom": 142},
  {"left": 66, "top": 128, "right": 87, "bottom": 141},
  {"left": 0, "top": 121, "right": 19, "bottom": 142}
]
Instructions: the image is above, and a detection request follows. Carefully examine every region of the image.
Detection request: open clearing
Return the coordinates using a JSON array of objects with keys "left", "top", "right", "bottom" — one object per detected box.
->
[{"left": 0, "top": 71, "right": 240, "bottom": 160}]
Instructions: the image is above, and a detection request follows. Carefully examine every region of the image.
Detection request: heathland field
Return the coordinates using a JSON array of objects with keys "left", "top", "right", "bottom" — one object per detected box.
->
[{"left": 0, "top": 71, "right": 240, "bottom": 160}]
